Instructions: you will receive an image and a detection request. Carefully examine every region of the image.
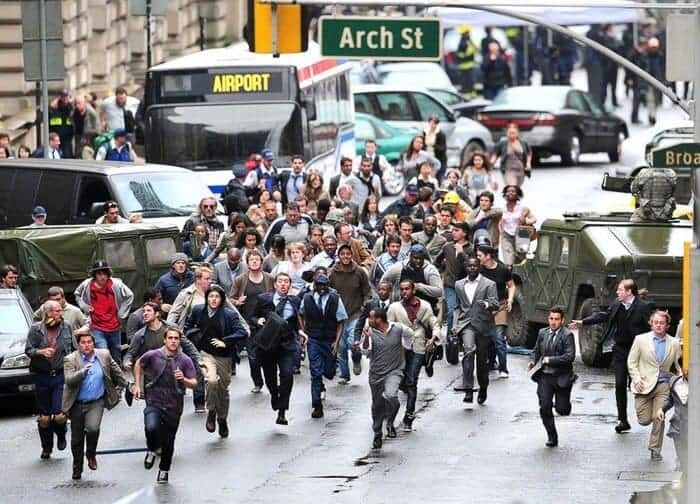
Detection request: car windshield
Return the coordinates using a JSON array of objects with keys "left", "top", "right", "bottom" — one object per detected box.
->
[
  {"left": 145, "top": 102, "right": 302, "bottom": 168},
  {"left": 430, "top": 89, "right": 462, "bottom": 106},
  {"left": 0, "top": 300, "right": 29, "bottom": 337},
  {"left": 379, "top": 67, "right": 454, "bottom": 90},
  {"left": 492, "top": 88, "right": 568, "bottom": 109},
  {"left": 110, "top": 171, "right": 214, "bottom": 217}
]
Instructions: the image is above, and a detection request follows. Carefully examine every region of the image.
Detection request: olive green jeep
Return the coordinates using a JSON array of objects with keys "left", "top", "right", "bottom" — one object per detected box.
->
[
  {"left": 0, "top": 224, "right": 182, "bottom": 309},
  {"left": 509, "top": 213, "right": 690, "bottom": 367}
]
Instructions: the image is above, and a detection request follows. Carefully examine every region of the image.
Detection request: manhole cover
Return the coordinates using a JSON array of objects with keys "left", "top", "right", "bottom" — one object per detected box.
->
[{"left": 618, "top": 471, "right": 681, "bottom": 482}]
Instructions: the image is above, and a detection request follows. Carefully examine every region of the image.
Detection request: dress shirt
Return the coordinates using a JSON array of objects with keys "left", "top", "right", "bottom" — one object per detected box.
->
[
  {"left": 464, "top": 275, "right": 480, "bottom": 304},
  {"left": 273, "top": 292, "right": 295, "bottom": 320},
  {"left": 77, "top": 352, "right": 105, "bottom": 402},
  {"left": 311, "top": 292, "right": 348, "bottom": 321},
  {"left": 286, "top": 172, "right": 304, "bottom": 202}
]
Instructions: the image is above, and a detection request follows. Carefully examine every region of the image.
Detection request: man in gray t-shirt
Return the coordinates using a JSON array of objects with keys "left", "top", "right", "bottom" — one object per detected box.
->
[
  {"left": 99, "top": 87, "right": 140, "bottom": 132},
  {"left": 356, "top": 307, "right": 412, "bottom": 449}
]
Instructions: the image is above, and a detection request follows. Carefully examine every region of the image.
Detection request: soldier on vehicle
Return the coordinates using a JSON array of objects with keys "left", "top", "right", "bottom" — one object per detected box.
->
[{"left": 630, "top": 168, "right": 677, "bottom": 222}]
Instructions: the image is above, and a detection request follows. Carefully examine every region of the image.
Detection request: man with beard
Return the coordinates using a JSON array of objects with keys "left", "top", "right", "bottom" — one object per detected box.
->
[{"left": 181, "top": 197, "right": 224, "bottom": 251}]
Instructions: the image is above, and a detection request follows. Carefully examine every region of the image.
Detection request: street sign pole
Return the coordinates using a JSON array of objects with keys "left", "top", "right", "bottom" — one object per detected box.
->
[{"left": 39, "top": 0, "right": 49, "bottom": 159}]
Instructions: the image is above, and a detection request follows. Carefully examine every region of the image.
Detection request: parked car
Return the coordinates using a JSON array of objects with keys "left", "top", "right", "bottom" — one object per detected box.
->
[
  {"left": 477, "top": 86, "right": 628, "bottom": 165},
  {"left": 353, "top": 84, "right": 494, "bottom": 168},
  {"left": 0, "top": 159, "right": 222, "bottom": 229},
  {"left": 0, "top": 288, "right": 35, "bottom": 400},
  {"left": 354, "top": 112, "right": 417, "bottom": 165},
  {"left": 376, "top": 62, "right": 459, "bottom": 96},
  {"left": 0, "top": 224, "right": 182, "bottom": 310}
]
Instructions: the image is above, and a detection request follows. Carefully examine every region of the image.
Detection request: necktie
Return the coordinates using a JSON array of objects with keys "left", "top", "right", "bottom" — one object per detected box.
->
[
  {"left": 547, "top": 331, "right": 556, "bottom": 354},
  {"left": 317, "top": 294, "right": 325, "bottom": 312},
  {"left": 275, "top": 296, "right": 288, "bottom": 317}
]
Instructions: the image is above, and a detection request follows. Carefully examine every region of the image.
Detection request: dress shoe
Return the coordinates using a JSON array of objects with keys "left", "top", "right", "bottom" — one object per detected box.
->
[
  {"left": 40, "top": 449, "right": 51, "bottom": 460},
  {"left": 72, "top": 467, "right": 82, "bottom": 480},
  {"left": 402, "top": 414, "right": 414, "bottom": 432},
  {"left": 477, "top": 389, "right": 487, "bottom": 405},
  {"left": 206, "top": 411, "right": 216, "bottom": 433},
  {"left": 545, "top": 437, "right": 558, "bottom": 448},
  {"left": 194, "top": 402, "right": 206, "bottom": 414},
  {"left": 293, "top": 368, "right": 301, "bottom": 375},
  {"left": 372, "top": 432, "right": 383, "bottom": 449},
  {"left": 56, "top": 433, "right": 67, "bottom": 451},
  {"left": 87, "top": 454, "right": 97, "bottom": 470},
  {"left": 386, "top": 425, "right": 397, "bottom": 438},
  {"left": 650, "top": 449, "right": 663, "bottom": 461},
  {"left": 353, "top": 359, "right": 362, "bottom": 376},
  {"left": 311, "top": 406, "right": 324, "bottom": 419},
  {"left": 157, "top": 470, "right": 169, "bottom": 484},
  {"left": 144, "top": 451, "right": 156, "bottom": 470},
  {"left": 218, "top": 418, "right": 229, "bottom": 438},
  {"left": 463, "top": 392, "right": 474, "bottom": 404},
  {"left": 615, "top": 421, "right": 631, "bottom": 433},
  {"left": 124, "top": 385, "right": 134, "bottom": 407},
  {"left": 425, "top": 361, "right": 434, "bottom": 378},
  {"left": 271, "top": 395, "right": 280, "bottom": 411},
  {"left": 276, "top": 410, "right": 288, "bottom": 425}
]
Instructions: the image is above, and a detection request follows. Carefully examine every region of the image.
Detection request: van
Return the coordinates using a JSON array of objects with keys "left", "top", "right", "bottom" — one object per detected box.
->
[{"left": 0, "top": 159, "right": 220, "bottom": 229}]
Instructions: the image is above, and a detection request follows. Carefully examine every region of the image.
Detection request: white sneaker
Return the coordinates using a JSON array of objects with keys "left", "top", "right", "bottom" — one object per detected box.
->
[
  {"left": 498, "top": 371, "right": 509, "bottom": 379},
  {"left": 338, "top": 378, "right": 350, "bottom": 385},
  {"left": 251, "top": 385, "right": 262, "bottom": 394}
]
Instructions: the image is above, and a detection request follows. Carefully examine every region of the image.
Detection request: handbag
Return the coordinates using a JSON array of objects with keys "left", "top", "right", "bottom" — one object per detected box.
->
[{"left": 254, "top": 311, "right": 286, "bottom": 351}]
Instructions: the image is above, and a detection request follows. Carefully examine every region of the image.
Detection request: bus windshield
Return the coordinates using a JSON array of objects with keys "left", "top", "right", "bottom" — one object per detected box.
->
[{"left": 145, "top": 102, "right": 302, "bottom": 169}]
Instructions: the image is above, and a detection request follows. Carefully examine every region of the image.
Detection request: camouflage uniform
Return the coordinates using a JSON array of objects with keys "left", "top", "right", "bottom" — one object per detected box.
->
[{"left": 630, "top": 168, "right": 676, "bottom": 222}]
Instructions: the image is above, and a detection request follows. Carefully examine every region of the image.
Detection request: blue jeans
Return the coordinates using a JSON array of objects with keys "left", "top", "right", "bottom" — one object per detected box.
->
[
  {"left": 337, "top": 318, "right": 358, "bottom": 380},
  {"left": 91, "top": 328, "right": 122, "bottom": 364},
  {"left": 403, "top": 350, "right": 425, "bottom": 417},
  {"left": 144, "top": 405, "right": 180, "bottom": 471},
  {"left": 444, "top": 286, "right": 457, "bottom": 335},
  {"left": 493, "top": 325, "right": 508, "bottom": 373},
  {"left": 35, "top": 372, "right": 66, "bottom": 450},
  {"left": 307, "top": 338, "right": 336, "bottom": 407}
]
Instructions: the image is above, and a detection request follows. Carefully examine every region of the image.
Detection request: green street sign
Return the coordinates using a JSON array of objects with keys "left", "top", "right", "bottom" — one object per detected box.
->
[
  {"left": 319, "top": 16, "right": 442, "bottom": 61},
  {"left": 652, "top": 142, "right": 700, "bottom": 168}
]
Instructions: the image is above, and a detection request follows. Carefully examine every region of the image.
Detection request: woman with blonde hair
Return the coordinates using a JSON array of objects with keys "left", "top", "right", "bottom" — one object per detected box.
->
[{"left": 271, "top": 242, "right": 311, "bottom": 295}]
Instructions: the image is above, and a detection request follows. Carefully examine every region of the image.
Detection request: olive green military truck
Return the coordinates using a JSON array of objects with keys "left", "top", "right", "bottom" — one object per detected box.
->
[
  {"left": 0, "top": 224, "right": 182, "bottom": 309},
  {"left": 509, "top": 213, "right": 690, "bottom": 367}
]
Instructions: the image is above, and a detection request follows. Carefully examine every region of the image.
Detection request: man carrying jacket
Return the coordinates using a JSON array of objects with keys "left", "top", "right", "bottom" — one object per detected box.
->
[
  {"left": 74, "top": 260, "right": 134, "bottom": 364},
  {"left": 25, "top": 300, "right": 75, "bottom": 459},
  {"left": 570, "top": 279, "right": 651, "bottom": 433},
  {"left": 63, "top": 329, "right": 129, "bottom": 480}
]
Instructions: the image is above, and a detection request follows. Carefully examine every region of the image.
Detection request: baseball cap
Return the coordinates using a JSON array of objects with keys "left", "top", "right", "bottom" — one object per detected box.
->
[
  {"left": 314, "top": 273, "right": 330, "bottom": 284},
  {"left": 59, "top": 88, "right": 70, "bottom": 97},
  {"left": 261, "top": 148, "right": 274, "bottom": 161},
  {"left": 405, "top": 184, "right": 419, "bottom": 195},
  {"left": 409, "top": 243, "right": 429, "bottom": 258},
  {"left": 32, "top": 205, "right": 47, "bottom": 216},
  {"left": 113, "top": 128, "right": 127, "bottom": 138}
]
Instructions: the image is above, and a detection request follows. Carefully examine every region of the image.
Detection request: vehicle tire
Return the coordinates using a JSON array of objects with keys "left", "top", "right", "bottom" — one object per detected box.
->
[
  {"left": 506, "top": 292, "right": 526, "bottom": 347},
  {"left": 560, "top": 133, "right": 581, "bottom": 166},
  {"left": 461, "top": 140, "right": 485, "bottom": 166},
  {"left": 607, "top": 130, "right": 624, "bottom": 163},
  {"left": 578, "top": 298, "right": 613, "bottom": 368},
  {"left": 381, "top": 167, "right": 405, "bottom": 196}
]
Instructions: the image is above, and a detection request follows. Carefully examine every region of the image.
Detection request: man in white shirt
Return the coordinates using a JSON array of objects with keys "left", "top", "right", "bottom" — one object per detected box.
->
[
  {"left": 99, "top": 87, "right": 140, "bottom": 132},
  {"left": 354, "top": 139, "right": 391, "bottom": 179}
]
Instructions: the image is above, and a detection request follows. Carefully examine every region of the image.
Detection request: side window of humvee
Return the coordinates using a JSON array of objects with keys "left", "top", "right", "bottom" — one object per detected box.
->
[
  {"left": 559, "top": 237, "right": 570, "bottom": 265},
  {"left": 537, "top": 234, "right": 550, "bottom": 263},
  {"left": 146, "top": 237, "right": 177, "bottom": 266},
  {"left": 103, "top": 240, "right": 136, "bottom": 269}
]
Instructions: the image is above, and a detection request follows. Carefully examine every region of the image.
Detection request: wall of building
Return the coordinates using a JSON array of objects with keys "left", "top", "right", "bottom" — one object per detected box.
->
[{"left": 0, "top": 0, "right": 245, "bottom": 149}]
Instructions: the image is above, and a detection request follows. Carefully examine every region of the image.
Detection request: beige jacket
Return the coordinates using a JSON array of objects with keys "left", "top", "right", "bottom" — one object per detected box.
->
[
  {"left": 386, "top": 298, "right": 440, "bottom": 355},
  {"left": 627, "top": 332, "right": 682, "bottom": 395},
  {"left": 62, "top": 349, "right": 128, "bottom": 412}
]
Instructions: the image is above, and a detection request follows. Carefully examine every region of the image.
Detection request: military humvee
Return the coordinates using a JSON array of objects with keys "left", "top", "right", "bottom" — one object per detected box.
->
[
  {"left": 0, "top": 224, "right": 182, "bottom": 309},
  {"left": 509, "top": 213, "right": 690, "bottom": 367}
]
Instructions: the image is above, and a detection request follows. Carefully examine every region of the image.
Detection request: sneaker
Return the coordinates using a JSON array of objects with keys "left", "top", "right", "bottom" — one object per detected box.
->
[
  {"left": 615, "top": 420, "right": 631, "bottom": 433},
  {"left": 311, "top": 406, "right": 324, "bottom": 419},
  {"left": 402, "top": 415, "right": 414, "bottom": 432},
  {"left": 477, "top": 388, "right": 487, "bottom": 405},
  {"left": 144, "top": 451, "right": 156, "bottom": 470},
  {"left": 194, "top": 402, "right": 207, "bottom": 414},
  {"left": 320, "top": 389, "right": 327, "bottom": 401},
  {"left": 353, "top": 360, "right": 362, "bottom": 376},
  {"left": 276, "top": 410, "right": 288, "bottom": 425},
  {"left": 498, "top": 371, "right": 509, "bottom": 379},
  {"left": 40, "top": 449, "right": 51, "bottom": 460},
  {"left": 293, "top": 368, "right": 301, "bottom": 375},
  {"left": 251, "top": 385, "right": 262, "bottom": 394},
  {"left": 157, "top": 470, "right": 169, "bottom": 484},
  {"left": 56, "top": 433, "right": 67, "bottom": 451},
  {"left": 372, "top": 432, "right": 383, "bottom": 449},
  {"left": 338, "top": 377, "right": 350, "bottom": 385},
  {"left": 386, "top": 425, "right": 397, "bottom": 438},
  {"left": 650, "top": 449, "right": 663, "bottom": 461},
  {"left": 72, "top": 467, "right": 82, "bottom": 480}
]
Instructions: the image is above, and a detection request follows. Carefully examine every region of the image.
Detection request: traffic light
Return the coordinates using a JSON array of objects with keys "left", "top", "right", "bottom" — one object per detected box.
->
[{"left": 246, "top": 0, "right": 311, "bottom": 54}]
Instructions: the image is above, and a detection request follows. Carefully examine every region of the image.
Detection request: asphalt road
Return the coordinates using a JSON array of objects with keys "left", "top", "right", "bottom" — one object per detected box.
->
[{"left": 0, "top": 73, "right": 690, "bottom": 504}]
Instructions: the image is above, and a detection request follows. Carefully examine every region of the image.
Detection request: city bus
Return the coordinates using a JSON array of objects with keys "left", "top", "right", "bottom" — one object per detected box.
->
[{"left": 143, "top": 42, "right": 355, "bottom": 195}]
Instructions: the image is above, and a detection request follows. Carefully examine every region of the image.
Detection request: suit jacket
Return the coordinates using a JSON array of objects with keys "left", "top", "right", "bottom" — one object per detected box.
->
[
  {"left": 452, "top": 276, "right": 499, "bottom": 337},
  {"left": 62, "top": 349, "right": 128, "bottom": 412},
  {"left": 627, "top": 332, "right": 681, "bottom": 395},
  {"left": 530, "top": 326, "right": 577, "bottom": 387},
  {"left": 582, "top": 297, "right": 652, "bottom": 352},
  {"left": 254, "top": 292, "right": 301, "bottom": 352},
  {"left": 212, "top": 261, "right": 248, "bottom": 295}
]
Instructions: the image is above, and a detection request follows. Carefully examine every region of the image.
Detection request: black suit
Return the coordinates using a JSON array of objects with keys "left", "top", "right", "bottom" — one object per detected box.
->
[
  {"left": 582, "top": 297, "right": 651, "bottom": 423},
  {"left": 531, "top": 326, "right": 577, "bottom": 441},
  {"left": 254, "top": 292, "right": 301, "bottom": 412}
]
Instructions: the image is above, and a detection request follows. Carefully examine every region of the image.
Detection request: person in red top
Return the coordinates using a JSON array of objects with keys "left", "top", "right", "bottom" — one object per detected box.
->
[{"left": 74, "top": 260, "right": 134, "bottom": 364}]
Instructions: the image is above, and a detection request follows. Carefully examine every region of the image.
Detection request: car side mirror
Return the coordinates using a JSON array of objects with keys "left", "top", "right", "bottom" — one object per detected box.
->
[{"left": 90, "top": 202, "right": 105, "bottom": 219}]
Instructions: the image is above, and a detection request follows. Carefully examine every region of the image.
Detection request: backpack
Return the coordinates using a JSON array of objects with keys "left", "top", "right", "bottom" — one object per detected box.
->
[{"left": 93, "top": 131, "right": 114, "bottom": 152}]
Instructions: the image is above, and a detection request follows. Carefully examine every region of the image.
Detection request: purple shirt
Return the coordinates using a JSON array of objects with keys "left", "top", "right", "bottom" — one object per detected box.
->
[{"left": 139, "top": 348, "right": 195, "bottom": 415}]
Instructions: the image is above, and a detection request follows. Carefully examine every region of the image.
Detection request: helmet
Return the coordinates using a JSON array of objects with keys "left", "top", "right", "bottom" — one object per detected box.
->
[
  {"left": 443, "top": 191, "right": 460, "bottom": 205},
  {"left": 457, "top": 24, "right": 471, "bottom": 34}
]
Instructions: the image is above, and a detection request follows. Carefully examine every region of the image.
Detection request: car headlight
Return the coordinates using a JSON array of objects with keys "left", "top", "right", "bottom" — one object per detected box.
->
[{"left": 1, "top": 353, "right": 30, "bottom": 369}]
